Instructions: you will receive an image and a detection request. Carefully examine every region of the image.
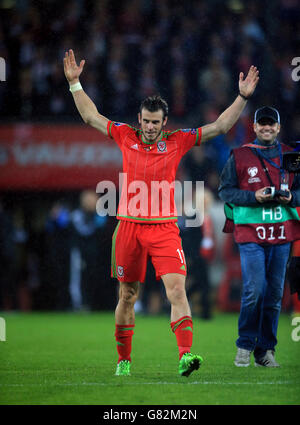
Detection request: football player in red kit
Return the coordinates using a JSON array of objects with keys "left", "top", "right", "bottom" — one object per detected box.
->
[{"left": 64, "top": 49, "right": 259, "bottom": 377}]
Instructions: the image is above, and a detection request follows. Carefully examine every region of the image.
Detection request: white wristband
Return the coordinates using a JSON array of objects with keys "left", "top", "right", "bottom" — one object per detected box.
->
[{"left": 69, "top": 82, "right": 83, "bottom": 93}]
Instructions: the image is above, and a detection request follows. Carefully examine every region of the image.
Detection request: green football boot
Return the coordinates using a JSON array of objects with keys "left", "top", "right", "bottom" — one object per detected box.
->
[
  {"left": 115, "top": 360, "right": 131, "bottom": 376},
  {"left": 179, "top": 352, "right": 203, "bottom": 377}
]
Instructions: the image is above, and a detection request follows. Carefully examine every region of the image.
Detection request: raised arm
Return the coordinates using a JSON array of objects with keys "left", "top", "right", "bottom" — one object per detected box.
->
[
  {"left": 63, "top": 49, "right": 109, "bottom": 135},
  {"left": 201, "top": 66, "right": 259, "bottom": 143}
]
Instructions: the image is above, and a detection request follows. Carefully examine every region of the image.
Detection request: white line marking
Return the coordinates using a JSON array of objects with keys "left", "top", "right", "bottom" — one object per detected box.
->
[{"left": 0, "top": 381, "right": 294, "bottom": 387}]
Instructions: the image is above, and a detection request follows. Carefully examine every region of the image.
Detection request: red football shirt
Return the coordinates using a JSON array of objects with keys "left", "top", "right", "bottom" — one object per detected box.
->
[{"left": 107, "top": 121, "right": 202, "bottom": 223}]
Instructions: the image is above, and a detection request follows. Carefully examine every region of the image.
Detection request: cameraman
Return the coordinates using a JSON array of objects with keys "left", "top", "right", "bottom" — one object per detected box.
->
[{"left": 218, "top": 106, "right": 300, "bottom": 367}]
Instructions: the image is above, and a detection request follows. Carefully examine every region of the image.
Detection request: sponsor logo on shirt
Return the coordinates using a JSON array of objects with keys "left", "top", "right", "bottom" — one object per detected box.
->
[
  {"left": 114, "top": 122, "right": 123, "bottom": 126},
  {"left": 248, "top": 166, "right": 261, "bottom": 183},
  {"left": 131, "top": 143, "right": 139, "bottom": 150},
  {"left": 157, "top": 141, "right": 167, "bottom": 152}
]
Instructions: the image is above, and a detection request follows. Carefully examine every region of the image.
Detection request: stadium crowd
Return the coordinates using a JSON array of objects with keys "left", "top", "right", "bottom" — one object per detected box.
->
[
  {"left": 1, "top": 0, "right": 299, "bottom": 137},
  {"left": 0, "top": 0, "right": 300, "bottom": 313}
]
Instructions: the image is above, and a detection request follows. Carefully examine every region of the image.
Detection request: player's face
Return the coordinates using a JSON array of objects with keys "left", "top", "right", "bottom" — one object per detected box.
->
[
  {"left": 138, "top": 108, "right": 168, "bottom": 143},
  {"left": 253, "top": 119, "right": 280, "bottom": 144}
]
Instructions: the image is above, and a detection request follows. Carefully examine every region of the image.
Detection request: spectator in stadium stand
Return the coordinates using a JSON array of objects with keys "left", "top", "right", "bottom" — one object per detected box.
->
[
  {"left": 0, "top": 202, "right": 16, "bottom": 310},
  {"left": 217, "top": 233, "right": 243, "bottom": 313},
  {"left": 178, "top": 187, "right": 216, "bottom": 320},
  {"left": 182, "top": 144, "right": 220, "bottom": 197},
  {"left": 45, "top": 202, "right": 72, "bottom": 310},
  {"left": 196, "top": 188, "right": 216, "bottom": 319},
  {"left": 219, "top": 106, "right": 300, "bottom": 368},
  {"left": 69, "top": 190, "right": 115, "bottom": 312},
  {"left": 64, "top": 48, "right": 259, "bottom": 377}
]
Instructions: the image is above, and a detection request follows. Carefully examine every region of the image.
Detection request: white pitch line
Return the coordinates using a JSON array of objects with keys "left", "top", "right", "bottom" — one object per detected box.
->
[{"left": 0, "top": 381, "right": 294, "bottom": 387}]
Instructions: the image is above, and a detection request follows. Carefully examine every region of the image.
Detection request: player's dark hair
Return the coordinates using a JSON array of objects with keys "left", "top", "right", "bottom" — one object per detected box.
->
[{"left": 139, "top": 95, "right": 169, "bottom": 119}]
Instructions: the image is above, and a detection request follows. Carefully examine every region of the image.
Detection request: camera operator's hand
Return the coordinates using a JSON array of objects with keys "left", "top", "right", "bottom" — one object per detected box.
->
[
  {"left": 278, "top": 190, "right": 292, "bottom": 204},
  {"left": 255, "top": 187, "right": 274, "bottom": 203}
]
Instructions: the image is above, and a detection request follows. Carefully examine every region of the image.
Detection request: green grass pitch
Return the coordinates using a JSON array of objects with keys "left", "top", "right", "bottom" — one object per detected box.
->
[{"left": 0, "top": 312, "right": 299, "bottom": 405}]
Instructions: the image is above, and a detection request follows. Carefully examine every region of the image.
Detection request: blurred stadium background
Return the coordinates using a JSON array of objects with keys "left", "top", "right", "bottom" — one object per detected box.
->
[{"left": 0, "top": 0, "right": 299, "bottom": 315}]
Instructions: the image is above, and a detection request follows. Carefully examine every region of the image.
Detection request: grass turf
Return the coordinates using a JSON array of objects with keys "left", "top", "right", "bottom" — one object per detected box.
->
[{"left": 0, "top": 312, "right": 299, "bottom": 405}]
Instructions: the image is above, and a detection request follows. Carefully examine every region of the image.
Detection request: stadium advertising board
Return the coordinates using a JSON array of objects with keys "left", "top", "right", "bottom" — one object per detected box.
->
[{"left": 0, "top": 124, "right": 122, "bottom": 189}]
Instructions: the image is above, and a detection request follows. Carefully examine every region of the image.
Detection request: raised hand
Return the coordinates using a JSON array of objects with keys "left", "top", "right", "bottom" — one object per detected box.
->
[
  {"left": 239, "top": 66, "right": 259, "bottom": 98},
  {"left": 63, "top": 49, "right": 85, "bottom": 84}
]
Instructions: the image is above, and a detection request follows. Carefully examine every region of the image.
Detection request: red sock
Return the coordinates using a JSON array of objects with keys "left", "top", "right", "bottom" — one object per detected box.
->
[
  {"left": 115, "top": 324, "right": 135, "bottom": 363},
  {"left": 170, "top": 316, "right": 193, "bottom": 360}
]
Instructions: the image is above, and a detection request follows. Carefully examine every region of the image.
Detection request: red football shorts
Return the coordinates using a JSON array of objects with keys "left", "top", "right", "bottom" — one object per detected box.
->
[{"left": 111, "top": 221, "right": 187, "bottom": 283}]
